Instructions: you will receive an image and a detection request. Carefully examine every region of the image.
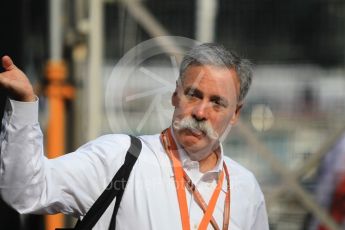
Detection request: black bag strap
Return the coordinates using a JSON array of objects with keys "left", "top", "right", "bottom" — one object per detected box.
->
[
  {"left": 67, "top": 135, "right": 142, "bottom": 230},
  {"left": 107, "top": 135, "right": 141, "bottom": 230}
]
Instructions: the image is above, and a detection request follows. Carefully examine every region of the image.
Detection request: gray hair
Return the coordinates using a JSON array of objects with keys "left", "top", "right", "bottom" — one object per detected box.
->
[{"left": 179, "top": 43, "right": 253, "bottom": 102}]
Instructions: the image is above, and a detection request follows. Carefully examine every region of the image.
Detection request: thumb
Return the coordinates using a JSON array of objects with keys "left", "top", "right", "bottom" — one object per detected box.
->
[{"left": 2, "top": 56, "right": 17, "bottom": 71}]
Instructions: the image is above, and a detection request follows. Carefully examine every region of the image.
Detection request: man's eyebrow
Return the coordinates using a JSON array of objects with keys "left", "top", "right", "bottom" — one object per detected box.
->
[{"left": 184, "top": 87, "right": 203, "bottom": 97}]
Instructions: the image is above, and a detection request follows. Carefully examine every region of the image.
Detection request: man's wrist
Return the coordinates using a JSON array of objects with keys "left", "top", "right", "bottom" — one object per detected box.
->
[
  {"left": 10, "top": 95, "right": 38, "bottom": 103},
  {"left": 22, "top": 94, "right": 37, "bottom": 102}
]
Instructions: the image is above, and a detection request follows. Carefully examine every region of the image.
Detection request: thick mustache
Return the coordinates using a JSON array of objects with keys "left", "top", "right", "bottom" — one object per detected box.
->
[{"left": 173, "top": 117, "right": 219, "bottom": 140}]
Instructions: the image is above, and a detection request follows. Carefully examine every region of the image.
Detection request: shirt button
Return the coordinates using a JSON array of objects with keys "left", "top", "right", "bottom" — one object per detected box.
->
[{"left": 193, "top": 223, "right": 198, "bottom": 229}]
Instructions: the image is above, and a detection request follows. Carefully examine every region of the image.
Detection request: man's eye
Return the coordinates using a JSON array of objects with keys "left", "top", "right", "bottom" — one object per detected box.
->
[
  {"left": 213, "top": 100, "right": 226, "bottom": 108},
  {"left": 186, "top": 91, "right": 196, "bottom": 97},
  {"left": 213, "top": 101, "right": 221, "bottom": 106}
]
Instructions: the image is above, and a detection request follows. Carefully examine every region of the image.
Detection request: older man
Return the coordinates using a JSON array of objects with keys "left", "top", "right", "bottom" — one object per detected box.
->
[{"left": 0, "top": 43, "right": 269, "bottom": 229}]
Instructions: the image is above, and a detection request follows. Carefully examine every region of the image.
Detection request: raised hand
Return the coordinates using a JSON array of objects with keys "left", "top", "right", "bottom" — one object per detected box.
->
[{"left": 0, "top": 56, "right": 36, "bottom": 102}]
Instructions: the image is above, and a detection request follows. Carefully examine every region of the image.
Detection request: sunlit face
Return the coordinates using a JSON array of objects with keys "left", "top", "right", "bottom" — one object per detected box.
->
[{"left": 171, "top": 64, "right": 243, "bottom": 160}]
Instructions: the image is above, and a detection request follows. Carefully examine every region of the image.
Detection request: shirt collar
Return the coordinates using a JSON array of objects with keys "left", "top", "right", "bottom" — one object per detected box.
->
[{"left": 170, "top": 127, "right": 224, "bottom": 174}]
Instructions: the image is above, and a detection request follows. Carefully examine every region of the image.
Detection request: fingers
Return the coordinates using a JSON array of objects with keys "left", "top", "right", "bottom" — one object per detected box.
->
[
  {"left": 0, "top": 56, "right": 15, "bottom": 88},
  {"left": 1, "top": 56, "right": 17, "bottom": 71}
]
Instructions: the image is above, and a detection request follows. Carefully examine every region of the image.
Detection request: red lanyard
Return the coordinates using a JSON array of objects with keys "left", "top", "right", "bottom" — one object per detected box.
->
[{"left": 160, "top": 128, "right": 231, "bottom": 230}]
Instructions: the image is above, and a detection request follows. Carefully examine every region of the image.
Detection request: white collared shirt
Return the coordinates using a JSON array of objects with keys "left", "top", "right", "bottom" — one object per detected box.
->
[{"left": 0, "top": 99, "right": 269, "bottom": 230}]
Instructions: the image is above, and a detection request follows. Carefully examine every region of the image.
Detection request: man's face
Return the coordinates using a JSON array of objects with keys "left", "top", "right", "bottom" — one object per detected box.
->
[{"left": 171, "top": 64, "right": 242, "bottom": 159}]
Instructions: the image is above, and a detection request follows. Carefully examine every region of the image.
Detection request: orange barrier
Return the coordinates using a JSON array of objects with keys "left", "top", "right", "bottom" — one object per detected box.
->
[{"left": 44, "top": 61, "right": 75, "bottom": 230}]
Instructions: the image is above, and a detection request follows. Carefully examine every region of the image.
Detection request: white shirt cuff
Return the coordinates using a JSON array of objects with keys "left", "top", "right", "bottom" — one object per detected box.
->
[{"left": 7, "top": 97, "right": 39, "bottom": 125}]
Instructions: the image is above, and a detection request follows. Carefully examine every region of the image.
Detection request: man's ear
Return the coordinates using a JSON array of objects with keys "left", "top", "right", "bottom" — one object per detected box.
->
[
  {"left": 172, "top": 80, "right": 181, "bottom": 107},
  {"left": 229, "top": 102, "right": 243, "bottom": 125},
  {"left": 172, "top": 90, "right": 178, "bottom": 107},
  {"left": 171, "top": 89, "right": 177, "bottom": 107}
]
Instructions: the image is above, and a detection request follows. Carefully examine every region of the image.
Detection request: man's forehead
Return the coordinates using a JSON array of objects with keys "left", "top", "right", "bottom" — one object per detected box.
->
[
  {"left": 182, "top": 64, "right": 238, "bottom": 80},
  {"left": 178, "top": 65, "right": 240, "bottom": 103},
  {"left": 181, "top": 65, "right": 239, "bottom": 89}
]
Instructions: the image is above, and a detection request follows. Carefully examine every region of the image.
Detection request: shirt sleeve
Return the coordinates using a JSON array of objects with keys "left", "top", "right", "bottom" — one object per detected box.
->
[
  {"left": 247, "top": 170, "right": 269, "bottom": 230},
  {"left": 251, "top": 197, "right": 269, "bottom": 230},
  {"left": 0, "top": 98, "right": 130, "bottom": 217}
]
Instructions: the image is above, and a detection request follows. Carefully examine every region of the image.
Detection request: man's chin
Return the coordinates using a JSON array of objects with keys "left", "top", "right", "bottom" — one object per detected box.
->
[
  {"left": 180, "top": 139, "right": 218, "bottom": 159},
  {"left": 175, "top": 129, "right": 218, "bottom": 155},
  {"left": 179, "top": 132, "right": 208, "bottom": 147}
]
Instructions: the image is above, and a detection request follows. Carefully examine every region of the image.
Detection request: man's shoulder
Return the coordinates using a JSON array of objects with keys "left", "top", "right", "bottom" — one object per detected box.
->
[
  {"left": 74, "top": 134, "right": 132, "bottom": 161},
  {"left": 97, "top": 133, "right": 160, "bottom": 142},
  {"left": 137, "top": 133, "right": 164, "bottom": 156},
  {"left": 223, "top": 155, "right": 264, "bottom": 201},
  {"left": 138, "top": 133, "right": 161, "bottom": 142},
  {"left": 87, "top": 133, "right": 161, "bottom": 153},
  {"left": 85, "top": 133, "right": 132, "bottom": 150},
  {"left": 223, "top": 155, "right": 255, "bottom": 179}
]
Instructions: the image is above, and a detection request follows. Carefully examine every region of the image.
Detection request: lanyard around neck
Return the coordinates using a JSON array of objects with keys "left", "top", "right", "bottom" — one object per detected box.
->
[{"left": 160, "top": 128, "right": 230, "bottom": 230}]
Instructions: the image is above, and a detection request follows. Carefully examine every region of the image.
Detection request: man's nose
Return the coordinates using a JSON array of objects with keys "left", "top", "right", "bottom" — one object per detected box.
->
[{"left": 192, "top": 101, "right": 208, "bottom": 121}]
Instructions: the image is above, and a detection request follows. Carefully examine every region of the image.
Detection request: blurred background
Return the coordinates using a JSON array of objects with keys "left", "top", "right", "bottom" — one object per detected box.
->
[{"left": 1, "top": 0, "right": 345, "bottom": 229}]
